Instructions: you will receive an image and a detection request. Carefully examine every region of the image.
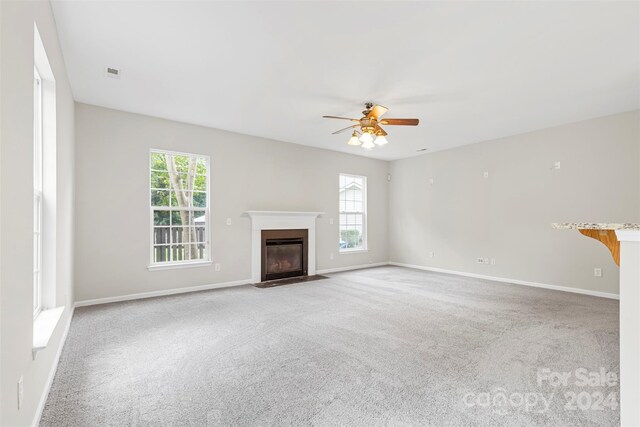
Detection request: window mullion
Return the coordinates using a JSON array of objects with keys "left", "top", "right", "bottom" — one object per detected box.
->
[{"left": 169, "top": 201, "right": 174, "bottom": 262}]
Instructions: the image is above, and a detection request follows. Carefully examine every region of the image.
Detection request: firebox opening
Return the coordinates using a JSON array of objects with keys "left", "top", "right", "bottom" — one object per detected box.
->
[{"left": 261, "top": 229, "right": 308, "bottom": 282}]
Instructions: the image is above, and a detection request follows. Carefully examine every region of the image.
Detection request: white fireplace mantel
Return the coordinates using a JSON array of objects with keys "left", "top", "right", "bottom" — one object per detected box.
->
[{"left": 244, "top": 211, "right": 324, "bottom": 283}]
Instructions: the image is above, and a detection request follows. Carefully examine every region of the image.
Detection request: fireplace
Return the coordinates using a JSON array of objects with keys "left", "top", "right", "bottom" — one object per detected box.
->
[
  {"left": 245, "top": 211, "right": 322, "bottom": 283},
  {"left": 261, "top": 229, "right": 308, "bottom": 281}
]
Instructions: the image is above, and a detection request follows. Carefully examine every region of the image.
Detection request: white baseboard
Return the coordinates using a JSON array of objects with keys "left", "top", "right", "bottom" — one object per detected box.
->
[
  {"left": 74, "top": 263, "right": 392, "bottom": 307},
  {"left": 389, "top": 262, "right": 619, "bottom": 300},
  {"left": 317, "top": 262, "right": 389, "bottom": 275},
  {"left": 31, "top": 305, "right": 75, "bottom": 427},
  {"left": 74, "top": 278, "right": 252, "bottom": 308}
]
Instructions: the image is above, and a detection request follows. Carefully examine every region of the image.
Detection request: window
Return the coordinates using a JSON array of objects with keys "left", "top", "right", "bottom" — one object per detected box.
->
[
  {"left": 339, "top": 173, "right": 367, "bottom": 251},
  {"left": 33, "top": 66, "right": 43, "bottom": 317},
  {"left": 149, "top": 150, "right": 210, "bottom": 268},
  {"left": 32, "top": 23, "right": 64, "bottom": 351}
]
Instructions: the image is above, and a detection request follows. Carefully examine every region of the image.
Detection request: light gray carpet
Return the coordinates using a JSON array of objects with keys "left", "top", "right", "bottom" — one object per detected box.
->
[{"left": 41, "top": 266, "right": 619, "bottom": 426}]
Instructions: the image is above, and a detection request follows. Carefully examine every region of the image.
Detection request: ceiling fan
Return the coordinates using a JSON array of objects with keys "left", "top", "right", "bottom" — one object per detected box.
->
[{"left": 323, "top": 102, "right": 419, "bottom": 150}]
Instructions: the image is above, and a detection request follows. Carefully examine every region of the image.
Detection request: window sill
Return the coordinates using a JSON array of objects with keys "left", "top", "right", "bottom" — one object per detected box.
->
[
  {"left": 339, "top": 249, "right": 369, "bottom": 254},
  {"left": 148, "top": 261, "right": 212, "bottom": 271},
  {"left": 33, "top": 306, "right": 65, "bottom": 358}
]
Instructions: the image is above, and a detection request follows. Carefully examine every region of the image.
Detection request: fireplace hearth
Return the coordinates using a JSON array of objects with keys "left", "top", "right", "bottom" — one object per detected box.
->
[{"left": 261, "top": 229, "right": 308, "bottom": 281}]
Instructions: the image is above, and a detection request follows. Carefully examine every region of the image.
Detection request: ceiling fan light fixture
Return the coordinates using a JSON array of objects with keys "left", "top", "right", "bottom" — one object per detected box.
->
[
  {"left": 361, "top": 139, "right": 375, "bottom": 150},
  {"left": 347, "top": 131, "right": 362, "bottom": 146},
  {"left": 359, "top": 131, "right": 374, "bottom": 145},
  {"left": 374, "top": 135, "right": 388, "bottom": 146}
]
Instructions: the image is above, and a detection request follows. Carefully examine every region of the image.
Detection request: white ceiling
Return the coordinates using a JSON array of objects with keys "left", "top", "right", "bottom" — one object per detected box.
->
[{"left": 51, "top": 1, "right": 639, "bottom": 160}]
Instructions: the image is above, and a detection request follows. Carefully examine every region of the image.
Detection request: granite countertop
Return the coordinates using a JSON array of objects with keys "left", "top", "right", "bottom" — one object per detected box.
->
[{"left": 552, "top": 223, "right": 640, "bottom": 231}]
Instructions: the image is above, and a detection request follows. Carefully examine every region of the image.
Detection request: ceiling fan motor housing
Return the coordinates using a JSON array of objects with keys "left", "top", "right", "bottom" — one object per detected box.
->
[{"left": 362, "top": 102, "right": 374, "bottom": 116}]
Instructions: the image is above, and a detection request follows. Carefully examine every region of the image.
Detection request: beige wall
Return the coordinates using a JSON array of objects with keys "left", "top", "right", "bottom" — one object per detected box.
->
[
  {"left": 389, "top": 111, "right": 640, "bottom": 295},
  {"left": 74, "top": 103, "right": 389, "bottom": 302},
  {"left": 0, "top": 1, "right": 75, "bottom": 426},
  {"left": 75, "top": 106, "right": 638, "bottom": 302}
]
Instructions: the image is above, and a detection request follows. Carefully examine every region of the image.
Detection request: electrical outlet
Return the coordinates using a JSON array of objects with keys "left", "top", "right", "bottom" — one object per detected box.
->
[
  {"left": 214, "top": 263, "right": 221, "bottom": 272},
  {"left": 18, "top": 376, "right": 23, "bottom": 410},
  {"left": 477, "top": 257, "right": 484, "bottom": 264},
  {"left": 428, "top": 251, "right": 434, "bottom": 258},
  {"left": 330, "top": 253, "right": 334, "bottom": 260},
  {"left": 594, "top": 268, "right": 602, "bottom": 277},
  {"left": 483, "top": 257, "right": 489, "bottom": 264},
  {"left": 225, "top": 218, "right": 232, "bottom": 226},
  {"left": 491, "top": 258, "right": 496, "bottom": 265},
  {"left": 483, "top": 171, "right": 489, "bottom": 178}
]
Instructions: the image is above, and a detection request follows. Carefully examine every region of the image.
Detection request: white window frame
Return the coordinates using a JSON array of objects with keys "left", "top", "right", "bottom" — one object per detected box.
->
[
  {"left": 339, "top": 173, "right": 368, "bottom": 253},
  {"left": 33, "top": 66, "right": 43, "bottom": 317},
  {"left": 148, "top": 149, "right": 212, "bottom": 270},
  {"left": 32, "top": 23, "right": 66, "bottom": 355}
]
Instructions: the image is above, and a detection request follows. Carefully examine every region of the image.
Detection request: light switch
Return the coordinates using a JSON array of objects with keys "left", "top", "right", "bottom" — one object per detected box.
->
[
  {"left": 329, "top": 218, "right": 334, "bottom": 225},
  {"left": 226, "top": 218, "right": 232, "bottom": 226}
]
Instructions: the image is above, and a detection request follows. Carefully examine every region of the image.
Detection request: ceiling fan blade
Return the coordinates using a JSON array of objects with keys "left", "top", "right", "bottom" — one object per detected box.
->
[
  {"left": 323, "top": 115, "right": 360, "bottom": 122},
  {"left": 379, "top": 118, "right": 419, "bottom": 126},
  {"left": 367, "top": 105, "right": 388, "bottom": 120},
  {"left": 374, "top": 125, "right": 387, "bottom": 136},
  {"left": 332, "top": 124, "right": 359, "bottom": 135}
]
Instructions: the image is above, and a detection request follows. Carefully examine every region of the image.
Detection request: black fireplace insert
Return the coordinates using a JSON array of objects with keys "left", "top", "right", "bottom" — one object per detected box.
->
[{"left": 261, "top": 229, "right": 308, "bottom": 281}]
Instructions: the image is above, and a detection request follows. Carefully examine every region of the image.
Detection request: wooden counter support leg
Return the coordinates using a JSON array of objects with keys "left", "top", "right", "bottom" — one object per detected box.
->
[
  {"left": 578, "top": 229, "right": 620, "bottom": 266},
  {"left": 616, "top": 230, "right": 640, "bottom": 427}
]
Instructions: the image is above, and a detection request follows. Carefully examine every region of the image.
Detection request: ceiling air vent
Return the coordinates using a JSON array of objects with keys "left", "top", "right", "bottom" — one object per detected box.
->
[{"left": 104, "top": 66, "right": 121, "bottom": 79}]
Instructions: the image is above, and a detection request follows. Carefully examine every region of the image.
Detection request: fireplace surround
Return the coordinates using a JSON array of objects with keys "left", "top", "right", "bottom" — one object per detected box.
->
[{"left": 245, "top": 211, "right": 323, "bottom": 283}]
